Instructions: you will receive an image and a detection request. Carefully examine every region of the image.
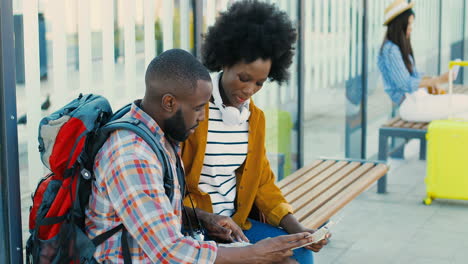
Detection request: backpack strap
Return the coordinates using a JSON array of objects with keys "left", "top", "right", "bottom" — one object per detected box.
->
[
  {"left": 91, "top": 223, "right": 124, "bottom": 246},
  {"left": 85, "top": 116, "right": 185, "bottom": 264},
  {"left": 101, "top": 118, "right": 181, "bottom": 201},
  {"left": 121, "top": 228, "right": 132, "bottom": 264}
]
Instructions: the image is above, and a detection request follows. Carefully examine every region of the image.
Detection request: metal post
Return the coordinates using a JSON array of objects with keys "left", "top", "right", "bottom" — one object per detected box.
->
[
  {"left": 377, "top": 132, "right": 388, "bottom": 193},
  {"left": 360, "top": 0, "right": 368, "bottom": 159},
  {"left": 437, "top": 0, "right": 443, "bottom": 75},
  {"left": 0, "top": 0, "right": 23, "bottom": 262},
  {"left": 193, "top": 0, "right": 204, "bottom": 59},
  {"left": 461, "top": 0, "right": 466, "bottom": 83},
  {"left": 297, "top": 0, "right": 305, "bottom": 169}
]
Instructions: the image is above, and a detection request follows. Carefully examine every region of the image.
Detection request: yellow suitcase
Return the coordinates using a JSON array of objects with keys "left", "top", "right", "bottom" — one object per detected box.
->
[
  {"left": 425, "top": 120, "right": 468, "bottom": 205},
  {"left": 424, "top": 60, "right": 468, "bottom": 205}
]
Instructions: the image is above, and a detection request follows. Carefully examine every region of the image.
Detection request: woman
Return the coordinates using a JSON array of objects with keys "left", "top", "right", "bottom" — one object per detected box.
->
[
  {"left": 378, "top": 0, "right": 468, "bottom": 122},
  {"left": 181, "top": 1, "right": 327, "bottom": 263}
]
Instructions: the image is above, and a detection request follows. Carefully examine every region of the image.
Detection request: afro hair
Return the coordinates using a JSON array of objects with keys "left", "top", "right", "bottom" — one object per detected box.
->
[{"left": 202, "top": 0, "right": 297, "bottom": 84}]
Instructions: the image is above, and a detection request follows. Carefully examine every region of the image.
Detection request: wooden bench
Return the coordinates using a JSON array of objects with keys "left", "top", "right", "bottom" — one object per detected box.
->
[
  {"left": 277, "top": 159, "right": 388, "bottom": 229},
  {"left": 377, "top": 85, "right": 468, "bottom": 193},
  {"left": 378, "top": 116, "right": 428, "bottom": 161}
]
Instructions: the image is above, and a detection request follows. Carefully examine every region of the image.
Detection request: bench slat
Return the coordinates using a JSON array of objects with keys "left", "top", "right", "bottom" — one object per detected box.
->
[
  {"left": 289, "top": 162, "right": 362, "bottom": 209},
  {"left": 284, "top": 161, "right": 351, "bottom": 204},
  {"left": 301, "top": 164, "right": 388, "bottom": 229},
  {"left": 276, "top": 159, "right": 323, "bottom": 189},
  {"left": 384, "top": 117, "right": 401, "bottom": 127},
  {"left": 392, "top": 120, "right": 406, "bottom": 128},
  {"left": 280, "top": 160, "right": 337, "bottom": 195},
  {"left": 293, "top": 163, "right": 375, "bottom": 221},
  {"left": 411, "top": 122, "right": 427, "bottom": 129},
  {"left": 402, "top": 121, "right": 415, "bottom": 128}
]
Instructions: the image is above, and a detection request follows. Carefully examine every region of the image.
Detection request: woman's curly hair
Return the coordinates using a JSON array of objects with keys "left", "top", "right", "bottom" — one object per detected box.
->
[{"left": 202, "top": 0, "right": 297, "bottom": 84}]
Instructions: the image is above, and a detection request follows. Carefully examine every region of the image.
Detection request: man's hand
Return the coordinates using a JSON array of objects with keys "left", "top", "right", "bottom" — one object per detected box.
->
[
  {"left": 216, "top": 232, "right": 312, "bottom": 264},
  {"left": 248, "top": 232, "right": 313, "bottom": 263},
  {"left": 198, "top": 210, "right": 249, "bottom": 242}
]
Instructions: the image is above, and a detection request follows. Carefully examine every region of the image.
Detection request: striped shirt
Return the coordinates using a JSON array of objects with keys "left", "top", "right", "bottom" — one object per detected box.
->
[
  {"left": 199, "top": 102, "right": 249, "bottom": 216},
  {"left": 85, "top": 102, "right": 217, "bottom": 264},
  {"left": 377, "top": 40, "right": 422, "bottom": 104}
]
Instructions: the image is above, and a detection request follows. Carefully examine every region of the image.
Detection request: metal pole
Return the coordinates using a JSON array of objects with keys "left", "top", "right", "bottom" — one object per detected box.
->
[
  {"left": 193, "top": 0, "right": 204, "bottom": 59},
  {"left": 297, "top": 0, "right": 305, "bottom": 169},
  {"left": 461, "top": 0, "right": 466, "bottom": 83},
  {"left": 0, "top": 0, "right": 23, "bottom": 262},
  {"left": 360, "top": 0, "right": 368, "bottom": 159},
  {"left": 438, "top": 0, "right": 443, "bottom": 75}
]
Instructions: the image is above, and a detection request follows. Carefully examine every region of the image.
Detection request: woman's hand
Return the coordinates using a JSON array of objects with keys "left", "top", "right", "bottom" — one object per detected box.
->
[
  {"left": 279, "top": 214, "right": 329, "bottom": 252},
  {"left": 437, "top": 72, "right": 450, "bottom": 84},
  {"left": 420, "top": 74, "right": 449, "bottom": 90},
  {"left": 301, "top": 228, "right": 330, "bottom": 252}
]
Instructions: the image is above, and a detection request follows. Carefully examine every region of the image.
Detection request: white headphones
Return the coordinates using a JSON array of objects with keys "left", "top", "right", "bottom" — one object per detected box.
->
[{"left": 212, "top": 72, "right": 251, "bottom": 126}]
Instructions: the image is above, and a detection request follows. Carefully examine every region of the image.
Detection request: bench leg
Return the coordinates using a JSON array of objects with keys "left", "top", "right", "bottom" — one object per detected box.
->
[
  {"left": 419, "top": 138, "right": 427, "bottom": 160},
  {"left": 377, "top": 132, "right": 388, "bottom": 194},
  {"left": 378, "top": 174, "right": 387, "bottom": 194},
  {"left": 390, "top": 138, "right": 405, "bottom": 159}
]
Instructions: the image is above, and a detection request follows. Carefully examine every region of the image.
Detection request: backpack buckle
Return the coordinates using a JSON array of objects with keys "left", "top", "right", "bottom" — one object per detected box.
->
[{"left": 81, "top": 168, "right": 92, "bottom": 180}]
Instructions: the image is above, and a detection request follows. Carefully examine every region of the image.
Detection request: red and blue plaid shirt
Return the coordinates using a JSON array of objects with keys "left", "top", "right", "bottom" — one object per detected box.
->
[{"left": 85, "top": 102, "right": 217, "bottom": 263}]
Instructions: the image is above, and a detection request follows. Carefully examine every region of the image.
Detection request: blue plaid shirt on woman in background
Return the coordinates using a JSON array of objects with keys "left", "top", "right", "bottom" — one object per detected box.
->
[
  {"left": 378, "top": 40, "right": 422, "bottom": 104},
  {"left": 85, "top": 102, "right": 217, "bottom": 263}
]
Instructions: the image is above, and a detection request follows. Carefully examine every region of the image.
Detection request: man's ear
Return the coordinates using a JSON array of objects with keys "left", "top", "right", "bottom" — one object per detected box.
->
[{"left": 161, "top": 93, "right": 177, "bottom": 113}]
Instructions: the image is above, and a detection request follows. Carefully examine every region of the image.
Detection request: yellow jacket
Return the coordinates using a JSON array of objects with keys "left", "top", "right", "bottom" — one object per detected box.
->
[{"left": 181, "top": 101, "right": 294, "bottom": 230}]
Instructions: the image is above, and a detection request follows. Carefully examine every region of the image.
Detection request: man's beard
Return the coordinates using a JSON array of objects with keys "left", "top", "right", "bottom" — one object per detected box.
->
[{"left": 164, "top": 109, "right": 191, "bottom": 142}]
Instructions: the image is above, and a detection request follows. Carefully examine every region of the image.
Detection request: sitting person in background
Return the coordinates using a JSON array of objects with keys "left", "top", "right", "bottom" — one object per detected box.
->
[
  {"left": 181, "top": 1, "right": 328, "bottom": 264},
  {"left": 378, "top": 0, "right": 468, "bottom": 122}
]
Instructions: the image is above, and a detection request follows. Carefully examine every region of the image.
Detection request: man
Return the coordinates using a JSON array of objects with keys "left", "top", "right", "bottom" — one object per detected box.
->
[{"left": 85, "top": 49, "right": 313, "bottom": 263}]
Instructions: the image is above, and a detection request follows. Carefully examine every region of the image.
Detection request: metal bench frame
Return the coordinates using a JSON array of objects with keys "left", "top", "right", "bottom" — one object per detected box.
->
[{"left": 377, "top": 118, "right": 428, "bottom": 193}]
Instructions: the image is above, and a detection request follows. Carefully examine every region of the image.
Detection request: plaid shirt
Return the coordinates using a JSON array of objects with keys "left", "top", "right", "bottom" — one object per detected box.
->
[{"left": 85, "top": 102, "right": 217, "bottom": 263}]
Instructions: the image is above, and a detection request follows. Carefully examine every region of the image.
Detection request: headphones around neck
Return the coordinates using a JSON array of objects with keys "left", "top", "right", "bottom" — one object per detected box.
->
[{"left": 212, "top": 72, "right": 250, "bottom": 126}]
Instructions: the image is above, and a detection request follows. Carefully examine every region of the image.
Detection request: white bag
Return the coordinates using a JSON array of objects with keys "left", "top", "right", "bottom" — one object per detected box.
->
[{"left": 400, "top": 68, "right": 468, "bottom": 122}]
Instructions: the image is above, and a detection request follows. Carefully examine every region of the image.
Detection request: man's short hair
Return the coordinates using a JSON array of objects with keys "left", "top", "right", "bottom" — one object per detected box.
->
[{"left": 145, "top": 49, "right": 211, "bottom": 94}]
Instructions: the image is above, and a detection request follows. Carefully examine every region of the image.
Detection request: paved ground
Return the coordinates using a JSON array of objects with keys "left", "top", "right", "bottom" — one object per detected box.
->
[{"left": 315, "top": 140, "right": 468, "bottom": 264}]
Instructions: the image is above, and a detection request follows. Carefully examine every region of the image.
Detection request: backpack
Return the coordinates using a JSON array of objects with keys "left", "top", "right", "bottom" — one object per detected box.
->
[{"left": 25, "top": 94, "right": 180, "bottom": 264}]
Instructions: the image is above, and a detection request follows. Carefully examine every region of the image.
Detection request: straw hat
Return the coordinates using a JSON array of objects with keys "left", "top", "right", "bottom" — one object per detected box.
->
[{"left": 383, "top": 0, "right": 415, "bottom": 25}]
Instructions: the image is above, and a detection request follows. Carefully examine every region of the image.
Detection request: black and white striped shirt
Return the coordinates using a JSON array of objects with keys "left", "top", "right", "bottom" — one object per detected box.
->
[{"left": 199, "top": 102, "right": 249, "bottom": 216}]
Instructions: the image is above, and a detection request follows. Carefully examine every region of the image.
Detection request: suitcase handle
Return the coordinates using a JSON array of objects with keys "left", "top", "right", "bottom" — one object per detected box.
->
[{"left": 448, "top": 60, "right": 468, "bottom": 119}]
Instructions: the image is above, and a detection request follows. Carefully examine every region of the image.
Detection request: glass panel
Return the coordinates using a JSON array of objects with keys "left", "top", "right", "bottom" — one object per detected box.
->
[
  {"left": 439, "top": 0, "right": 464, "bottom": 80},
  {"left": 413, "top": 0, "right": 442, "bottom": 76},
  {"left": 13, "top": 0, "right": 196, "bottom": 249},
  {"left": 365, "top": 0, "right": 394, "bottom": 159},
  {"left": 304, "top": 0, "right": 362, "bottom": 161},
  {"left": 345, "top": 0, "right": 365, "bottom": 158},
  {"left": 252, "top": 0, "right": 300, "bottom": 180}
]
